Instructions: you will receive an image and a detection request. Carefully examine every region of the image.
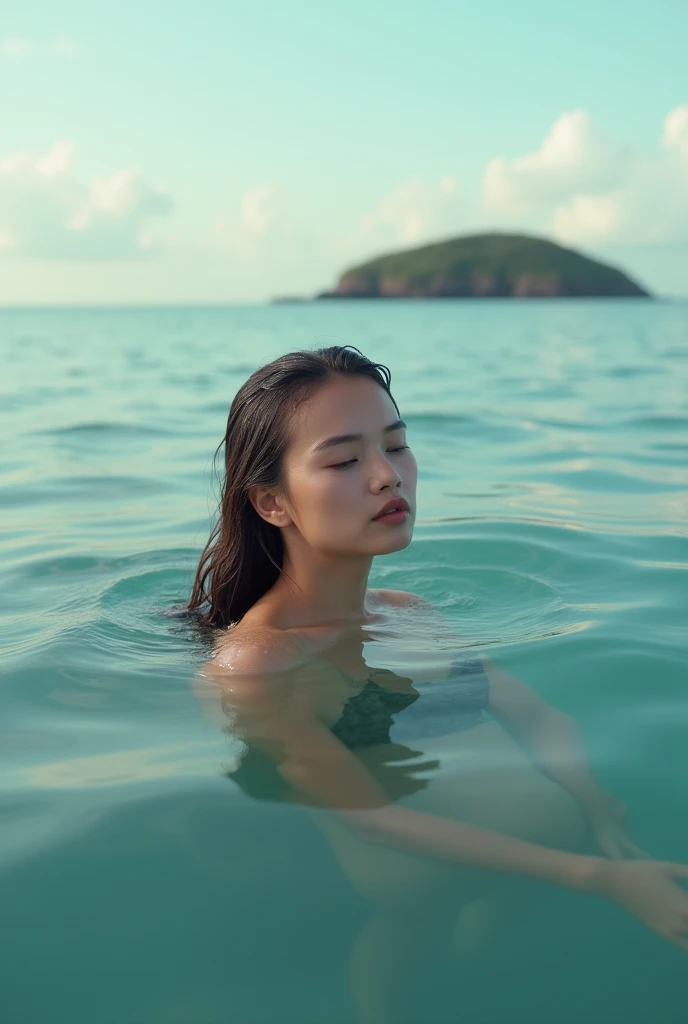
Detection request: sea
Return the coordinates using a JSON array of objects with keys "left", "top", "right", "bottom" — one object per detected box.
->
[{"left": 1, "top": 299, "right": 687, "bottom": 1024}]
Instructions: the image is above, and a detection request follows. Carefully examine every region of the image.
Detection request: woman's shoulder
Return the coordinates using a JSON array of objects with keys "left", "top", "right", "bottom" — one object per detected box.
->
[
  {"left": 207, "top": 590, "right": 434, "bottom": 676},
  {"left": 210, "top": 624, "right": 309, "bottom": 676}
]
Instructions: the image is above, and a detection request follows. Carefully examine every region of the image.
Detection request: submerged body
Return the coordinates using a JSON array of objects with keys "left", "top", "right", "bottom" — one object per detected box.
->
[
  {"left": 192, "top": 349, "right": 688, "bottom": 1024},
  {"left": 201, "top": 588, "right": 589, "bottom": 1023}
]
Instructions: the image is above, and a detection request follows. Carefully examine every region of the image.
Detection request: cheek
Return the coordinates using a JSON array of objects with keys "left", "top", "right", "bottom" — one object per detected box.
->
[
  {"left": 317, "top": 472, "right": 360, "bottom": 511},
  {"left": 292, "top": 470, "right": 354, "bottom": 517},
  {"left": 404, "top": 452, "right": 418, "bottom": 484}
]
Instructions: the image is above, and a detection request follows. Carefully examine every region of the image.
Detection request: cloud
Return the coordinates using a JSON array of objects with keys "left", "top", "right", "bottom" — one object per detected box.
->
[
  {"left": 336, "top": 175, "right": 462, "bottom": 262},
  {"left": 663, "top": 104, "right": 688, "bottom": 165},
  {"left": 0, "top": 141, "right": 174, "bottom": 259},
  {"left": 554, "top": 105, "right": 688, "bottom": 246},
  {"left": 483, "top": 110, "right": 625, "bottom": 214},
  {"left": 206, "top": 184, "right": 283, "bottom": 262},
  {"left": 0, "top": 36, "right": 80, "bottom": 58},
  {"left": 482, "top": 105, "right": 688, "bottom": 246},
  {"left": 241, "top": 185, "right": 279, "bottom": 235},
  {"left": 199, "top": 185, "right": 333, "bottom": 297},
  {"left": 554, "top": 161, "right": 688, "bottom": 247}
]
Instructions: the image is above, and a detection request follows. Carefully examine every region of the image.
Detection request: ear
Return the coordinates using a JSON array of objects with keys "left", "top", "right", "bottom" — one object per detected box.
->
[{"left": 247, "top": 484, "right": 293, "bottom": 528}]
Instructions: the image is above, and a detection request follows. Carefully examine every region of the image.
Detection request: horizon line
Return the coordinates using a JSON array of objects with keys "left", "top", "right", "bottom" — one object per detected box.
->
[{"left": 1, "top": 295, "right": 685, "bottom": 311}]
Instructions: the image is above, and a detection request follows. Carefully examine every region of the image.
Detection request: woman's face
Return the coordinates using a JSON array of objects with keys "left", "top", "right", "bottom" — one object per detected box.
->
[{"left": 278, "top": 374, "right": 417, "bottom": 558}]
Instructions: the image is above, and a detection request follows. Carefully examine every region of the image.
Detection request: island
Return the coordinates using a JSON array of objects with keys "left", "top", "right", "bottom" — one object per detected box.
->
[{"left": 315, "top": 232, "right": 650, "bottom": 299}]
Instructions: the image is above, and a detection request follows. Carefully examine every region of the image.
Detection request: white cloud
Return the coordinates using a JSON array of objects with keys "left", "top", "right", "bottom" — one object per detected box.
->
[
  {"left": 34, "top": 140, "right": 75, "bottom": 178},
  {"left": 663, "top": 104, "right": 688, "bottom": 165},
  {"left": 483, "top": 110, "right": 625, "bottom": 214},
  {"left": 0, "top": 141, "right": 173, "bottom": 260},
  {"left": 554, "top": 159, "right": 688, "bottom": 246},
  {"left": 196, "top": 176, "right": 465, "bottom": 295},
  {"left": 554, "top": 106, "right": 688, "bottom": 246},
  {"left": 199, "top": 185, "right": 335, "bottom": 297},
  {"left": 0, "top": 36, "right": 80, "bottom": 58},
  {"left": 482, "top": 105, "right": 688, "bottom": 246},
  {"left": 0, "top": 37, "right": 34, "bottom": 58},
  {"left": 206, "top": 184, "right": 283, "bottom": 262},
  {"left": 336, "top": 175, "right": 462, "bottom": 262},
  {"left": 241, "top": 185, "right": 279, "bottom": 234}
]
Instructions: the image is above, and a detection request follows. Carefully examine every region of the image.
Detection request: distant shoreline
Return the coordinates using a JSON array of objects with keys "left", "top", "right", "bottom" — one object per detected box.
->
[{"left": 271, "top": 294, "right": 657, "bottom": 304}]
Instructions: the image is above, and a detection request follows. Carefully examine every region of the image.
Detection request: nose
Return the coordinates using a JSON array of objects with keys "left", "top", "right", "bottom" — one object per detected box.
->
[{"left": 370, "top": 451, "right": 402, "bottom": 491}]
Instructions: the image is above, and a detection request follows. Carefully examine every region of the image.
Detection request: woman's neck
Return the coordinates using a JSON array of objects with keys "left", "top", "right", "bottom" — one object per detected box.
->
[{"left": 263, "top": 551, "right": 376, "bottom": 630}]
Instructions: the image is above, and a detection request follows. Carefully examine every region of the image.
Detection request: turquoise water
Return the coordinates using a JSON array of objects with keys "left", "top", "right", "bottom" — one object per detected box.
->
[{"left": 1, "top": 300, "right": 687, "bottom": 1023}]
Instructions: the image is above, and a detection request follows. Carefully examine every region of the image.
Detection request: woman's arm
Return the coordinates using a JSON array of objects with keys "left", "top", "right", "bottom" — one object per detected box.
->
[
  {"left": 199, "top": 647, "right": 688, "bottom": 949},
  {"left": 369, "top": 591, "right": 645, "bottom": 859},
  {"left": 384, "top": 591, "right": 622, "bottom": 811},
  {"left": 206, "top": 655, "right": 597, "bottom": 888},
  {"left": 484, "top": 655, "right": 609, "bottom": 805},
  {"left": 483, "top": 655, "right": 646, "bottom": 858}
]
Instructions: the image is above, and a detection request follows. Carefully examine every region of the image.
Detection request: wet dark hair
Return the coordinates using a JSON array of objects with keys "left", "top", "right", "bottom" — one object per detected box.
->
[{"left": 186, "top": 345, "right": 399, "bottom": 629}]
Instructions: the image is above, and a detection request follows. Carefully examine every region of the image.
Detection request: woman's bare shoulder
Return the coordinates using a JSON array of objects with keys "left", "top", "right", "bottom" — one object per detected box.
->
[
  {"left": 209, "top": 624, "right": 308, "bottom": 676},
  {"left": 196, "top": 626, "right": 322, "bottom": 729}
]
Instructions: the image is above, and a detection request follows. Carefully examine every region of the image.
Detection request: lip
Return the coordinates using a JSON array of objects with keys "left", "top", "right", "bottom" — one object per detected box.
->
[{"left": 372, "top": 497, "right": 411, "bottom": 520}]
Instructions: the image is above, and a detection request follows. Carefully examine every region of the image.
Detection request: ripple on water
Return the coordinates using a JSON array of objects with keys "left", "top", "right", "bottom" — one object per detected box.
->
[
  {"left": 36, "top": 421, "right": 175, "bottom": 437},
  {"left": 515, "top": 467, "right": 688, "bottom": 494},
  {"left": 620, "top": 413, "right": 688, "bottom": 431},
  {"left": 376, "top": 528, "right": 603, "bottom": 647},
  {"left": 0, "top": 475, "right": 177, "bottom": 508}
]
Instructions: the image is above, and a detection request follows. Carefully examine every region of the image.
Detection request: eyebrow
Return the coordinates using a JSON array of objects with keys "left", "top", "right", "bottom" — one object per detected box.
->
[{"left": 311, "top": 419, "right": 407, "bottom": 454}]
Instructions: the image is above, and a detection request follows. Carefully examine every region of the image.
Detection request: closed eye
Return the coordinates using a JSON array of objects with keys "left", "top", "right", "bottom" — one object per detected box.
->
[{"left": 329, "top": 445, "right": 410, "bottom": 470}]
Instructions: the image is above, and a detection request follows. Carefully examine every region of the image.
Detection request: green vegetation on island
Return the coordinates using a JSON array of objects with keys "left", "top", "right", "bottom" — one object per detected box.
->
[{"left": 316, "top": 232, "right": 651, "bottom": 299}]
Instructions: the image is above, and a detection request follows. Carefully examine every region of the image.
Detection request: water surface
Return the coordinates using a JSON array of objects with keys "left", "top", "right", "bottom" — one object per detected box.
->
[{"left": 1, "top": 300, "right": 687, "bottom": 1023}]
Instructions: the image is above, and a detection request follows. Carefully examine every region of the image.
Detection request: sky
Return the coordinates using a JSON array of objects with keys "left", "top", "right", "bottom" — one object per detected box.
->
[{"left": 1, "top": 0, "right": 687, "bottom": 304}]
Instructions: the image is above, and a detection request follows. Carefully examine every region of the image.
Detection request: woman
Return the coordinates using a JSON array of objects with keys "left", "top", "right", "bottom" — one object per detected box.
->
[{"left": 189, "top": 345, "right": 688, "bottom": 1024}]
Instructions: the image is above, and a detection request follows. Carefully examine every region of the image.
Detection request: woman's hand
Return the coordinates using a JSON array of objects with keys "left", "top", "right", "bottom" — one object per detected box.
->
[
  {"left": 581, "top": 791, "right": 649, "bottom": 860},
  {"left": 592, "top": 859, "right": 688, "bottom": 950}
]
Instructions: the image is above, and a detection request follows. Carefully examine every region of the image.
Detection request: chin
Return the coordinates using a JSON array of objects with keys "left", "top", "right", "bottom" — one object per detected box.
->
[
  {"left": 372, "top": 529, "right": 414, "bottom": 556},
  {"left": 322, "top": 520, "right": 415, "bottom": 557}
]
